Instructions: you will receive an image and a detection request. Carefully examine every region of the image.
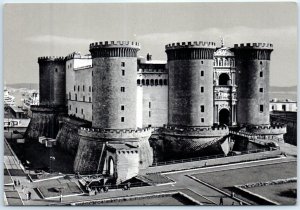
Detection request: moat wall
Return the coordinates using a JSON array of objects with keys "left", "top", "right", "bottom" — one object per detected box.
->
[
  {"left": 56, "top": 117, "right": 90, "bottom": 156},
  {"left": 25, "top": 106, "right": 66, "bottom": 140}
]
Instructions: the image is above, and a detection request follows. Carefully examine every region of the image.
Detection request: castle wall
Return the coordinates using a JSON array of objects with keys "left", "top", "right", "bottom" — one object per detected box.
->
[
  {"left": 66, "top": 53, "right": 92, "bottom": 121},
  {"left": 92, "top": 56, "right": 138, "bottom": 129},
  {"left": 55, "top": 117, "right": 87, "bottom": 156},
  {"left": 25, "top": 106, "right": 65, "bottom": 140},
  {"left": 166, "top": 42, "right": 216, "bottom": 127},
  {"left": 234, "top": 43, "right": 273, "bottom": 126},
  {"left": 38, "top": 57, "right": 66, "bottom": 107}
]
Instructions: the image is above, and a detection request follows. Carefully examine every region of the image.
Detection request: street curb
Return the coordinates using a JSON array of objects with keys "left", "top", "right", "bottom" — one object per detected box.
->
[{"left": 186, "top": 174, "right": 251, "bottom": 205}]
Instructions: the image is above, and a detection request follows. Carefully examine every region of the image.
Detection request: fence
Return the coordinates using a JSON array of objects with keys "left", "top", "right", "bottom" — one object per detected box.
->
[{"left": 151, "top": 148, "right": 274, "bottom": 167}]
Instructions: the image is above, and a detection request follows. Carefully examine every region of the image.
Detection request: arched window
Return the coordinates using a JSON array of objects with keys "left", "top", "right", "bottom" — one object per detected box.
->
[
  {"left": 142, "top": 79, "right": 145, "bottom": 85},
  {"left": 137, "top": 79, "right": 140, "bottom": 85},
  {"left": 159, "top": 79, "right": 163, "bottom": 85},
  {"left": 150, "top": 79, "right": 154, "bottom": 86},
  {"left": 155, "top": 79, "right": 158, "bottom": 85},
  {"left": 224, "top": 59, "right": 228, "bottom": 66},
  {"left": 219, "top": 73, "right": 230, "bottom": 85},
  {"left": 164, "top": 79, "right": 168, "bottom": 85},
  {"left": 146, "top": 79, "right": 149, "bottom": 85}
]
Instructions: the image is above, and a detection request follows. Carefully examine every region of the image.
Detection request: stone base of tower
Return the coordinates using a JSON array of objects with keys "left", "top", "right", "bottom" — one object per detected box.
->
[
  {"left": 73, "top": 127, "right": 153, "bottom": 182},
  {"left": 245, "top": 124, "right": 287, "bottom": 140},
  {"left": 161, "top": 125, "right": 229, "bottom": 160},
  {"left": 25, "top": 105, "right": 67, "bottom": 140},
  {"left": 55, "top": 116, "right": 91, "bottom": 156}
]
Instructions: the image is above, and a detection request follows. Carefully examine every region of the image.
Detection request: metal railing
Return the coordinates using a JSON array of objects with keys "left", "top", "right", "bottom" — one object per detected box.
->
[{"left": 151, "top": 148, "right": 275, "bottom": 167}]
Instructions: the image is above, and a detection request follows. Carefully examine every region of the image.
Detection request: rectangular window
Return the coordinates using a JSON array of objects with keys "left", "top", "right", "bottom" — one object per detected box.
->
[
  {"left": 121, "top": 87, "right": 125, "bottom": 92},
  {"left": 201, "top": 87, "right": 204, "bottom": 93},
  {"left": 89, "top": 97, "right": 91, "bottom": 102},
  {"left": 260, "top": 105, "right": 264, "bottom": 112},
  {"left": 121, "top": 117, "right": 124, "bottom": 122},
  {"left": 121, "top": 62, "right": 125, "bottom": 67},
  {"left": 83, "top": 85, "right": 85, "bottom": 91},
  {"left": 260, "top": 71, "right": 263, "bottom": 77},
  {"left": 201, "top": 105, "right": 204, "bottom": 112},
  {"left": 76, "top": 108, "right": 78, "bottom": 113},
  {"left": 122, "top": 70, "right": 125, "bottom": 76},
  {"left": 69, "top": 105, "right": 71, "bottom": 110},
  {"left": 201, "top": 118, "right": 204, "bottom": 123},
  {"left": 81, "top": 109, "right": 83, "bottom": 114},
  {"left": 74, "top": 86, "right": 76, "bottom": 91},
  {"left": 201, "top": 71, "right": 204, "bottom": 76},
  {"left": 89, "top": 86, "right": 91, "bottom": 92},
  {"left": 83, "top": 96, "right": 85, "bottom": 101},
  {"left": 121, "top": 105, "right": 124, "bottom": 110},
  {"left": 149, "top": 102, "right": 151, "bottom": 108},
  {"left": 149, "top": 111, "right": 151, "bottom": 118},
  {"left": 78, "top": 86, "right": 80, "bottom": 91},
  {"left": 259, "top": 88, "right": 263, "bottom": 92}
]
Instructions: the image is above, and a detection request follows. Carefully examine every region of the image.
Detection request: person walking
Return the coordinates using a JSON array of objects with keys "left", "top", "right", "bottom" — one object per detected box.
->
[
  {"left": 28, "top": 191, "right": 31, "bottom": 200},
  {"left": 219, "top": 197, "right": 224, "bottom": 205},
  {"left": 127, "top": 182, "right": 131, "bottom": 190}
]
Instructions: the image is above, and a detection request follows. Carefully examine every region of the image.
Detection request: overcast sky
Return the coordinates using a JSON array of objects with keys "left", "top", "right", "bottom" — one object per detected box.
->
[{"left": 3, "top": 2, "right": 297, "bottom": 86}]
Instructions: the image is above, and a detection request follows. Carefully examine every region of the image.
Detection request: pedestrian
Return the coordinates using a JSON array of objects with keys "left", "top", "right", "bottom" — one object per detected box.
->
[
  {"left": 14, "top": 180, "right": 17, "bottom": 186},
  {"left": 127, "top": 182, "right": 131, "bottom": 190},
  {"left": 26, "top": 193, "right": 29, "bottom": 201},
  {"left": 232, "top": 202, "right": 235, "bottom": 205},
  {"left": 219, "top": 197, "right": 224, "bottom": 205},
  {"left": 28, "top": 191, "right": 31, "bottom": 200},
  {"left": 231, "top": 191, "right": 235, "bottom": 198},
  {"left": 17, "top": 180, "right": 20, "bottom": 186},
  {"left": 59, "top": 194, "right": 62, "bottom": 203}
]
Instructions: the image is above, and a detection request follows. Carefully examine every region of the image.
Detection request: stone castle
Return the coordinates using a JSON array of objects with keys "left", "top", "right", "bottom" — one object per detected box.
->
[{"left": 26, "top": 40, "right": 286, "bottom": 182}]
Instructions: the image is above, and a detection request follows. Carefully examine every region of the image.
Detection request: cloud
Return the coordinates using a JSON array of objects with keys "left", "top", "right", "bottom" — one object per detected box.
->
[{"left": 25, "top": 35, "right": 94, "bottom": 45}]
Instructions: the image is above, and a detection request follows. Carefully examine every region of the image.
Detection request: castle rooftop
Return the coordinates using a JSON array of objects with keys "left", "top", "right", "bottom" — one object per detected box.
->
[
  {"left": 234, "top": 43, "right": 273, "bottom": 49},
  {"left": 165, "top": 41, "right": 216, "bottom": 50},
  {"left": 89, "top": 41, "right": 141, "bottom": 50}
]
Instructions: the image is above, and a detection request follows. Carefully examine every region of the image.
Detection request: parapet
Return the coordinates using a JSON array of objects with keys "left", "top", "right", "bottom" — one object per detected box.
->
[
  {"left": 78, "top": 127, "right": 152, "bottom": 139},
  {"left": 163, "top": 125, "right": 229, "bottom": 137},
  {"left": 165, "top": 41, "right": 216, "bottom": 50},
  {"left": 38, "top": 56, "right": 65, "bottom": 63},
  {"left": 65, "top": 52, "right": 92, "bottom": 61},
  {"left": 89, "top": 41, "right": 141, "bottom": 50},
  {"left": 234, "top": 43, "right": 273, "bottom": 50}
]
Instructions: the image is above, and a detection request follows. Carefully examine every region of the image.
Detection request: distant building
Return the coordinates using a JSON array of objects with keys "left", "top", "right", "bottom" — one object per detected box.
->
[{"left": 270, "top": 98, "right": 297, "bottom": 112}]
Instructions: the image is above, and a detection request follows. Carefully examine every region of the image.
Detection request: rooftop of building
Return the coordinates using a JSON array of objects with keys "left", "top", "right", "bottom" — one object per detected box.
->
[{"left": 270, "top": 98, "right": 297, "bottom": 103}]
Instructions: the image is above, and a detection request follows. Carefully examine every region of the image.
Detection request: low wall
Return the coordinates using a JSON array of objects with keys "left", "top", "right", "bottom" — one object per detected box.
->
[{"left": 142, "top": 150, "right": 282, "bottom": 174}]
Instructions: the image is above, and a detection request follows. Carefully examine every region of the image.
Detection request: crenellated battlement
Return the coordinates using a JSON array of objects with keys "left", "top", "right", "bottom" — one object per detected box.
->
[
  {"left": 65, "top": 52, "right": 92, "bottom": 61},
  {"left": 234, "top": 43, "right": 273, "bottom": 50},
  {"left": 246, "top": 124, "right": 287, "bottom": 136},
  {"left": 89, "top": 41, "right": 140, "bottom": 58},
  {"left": 90, "top": 41, "right": 140, "bottom": 49},
  {"left": 78, "top": 126, "right": 153, "bottom": 139},
  {"left": 165, "top": 41, "right": 216, "bottom": 50},
  {"left": 163, "top": 125, "right": 229, "bottom": 137},
  {"left": 38, "top": 56, "right": 65, "bottom": 63}
]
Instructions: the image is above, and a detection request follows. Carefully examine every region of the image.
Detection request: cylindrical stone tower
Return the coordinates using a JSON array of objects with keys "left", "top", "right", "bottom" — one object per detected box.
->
[
  {"left": 162, "top": 41, "right": 229, "bottom": 160},
  {"left": 89, "top": 41, "right": 140, "bottom": 129},
  {"left": 38, "top": 56, "right": 66, "bottom": 106},
  {"left": 234, "top": 43, "right": 273, "bottom": 126},
  {"left": 166, "top": 41, "right": 216, "bottom": 127}
]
